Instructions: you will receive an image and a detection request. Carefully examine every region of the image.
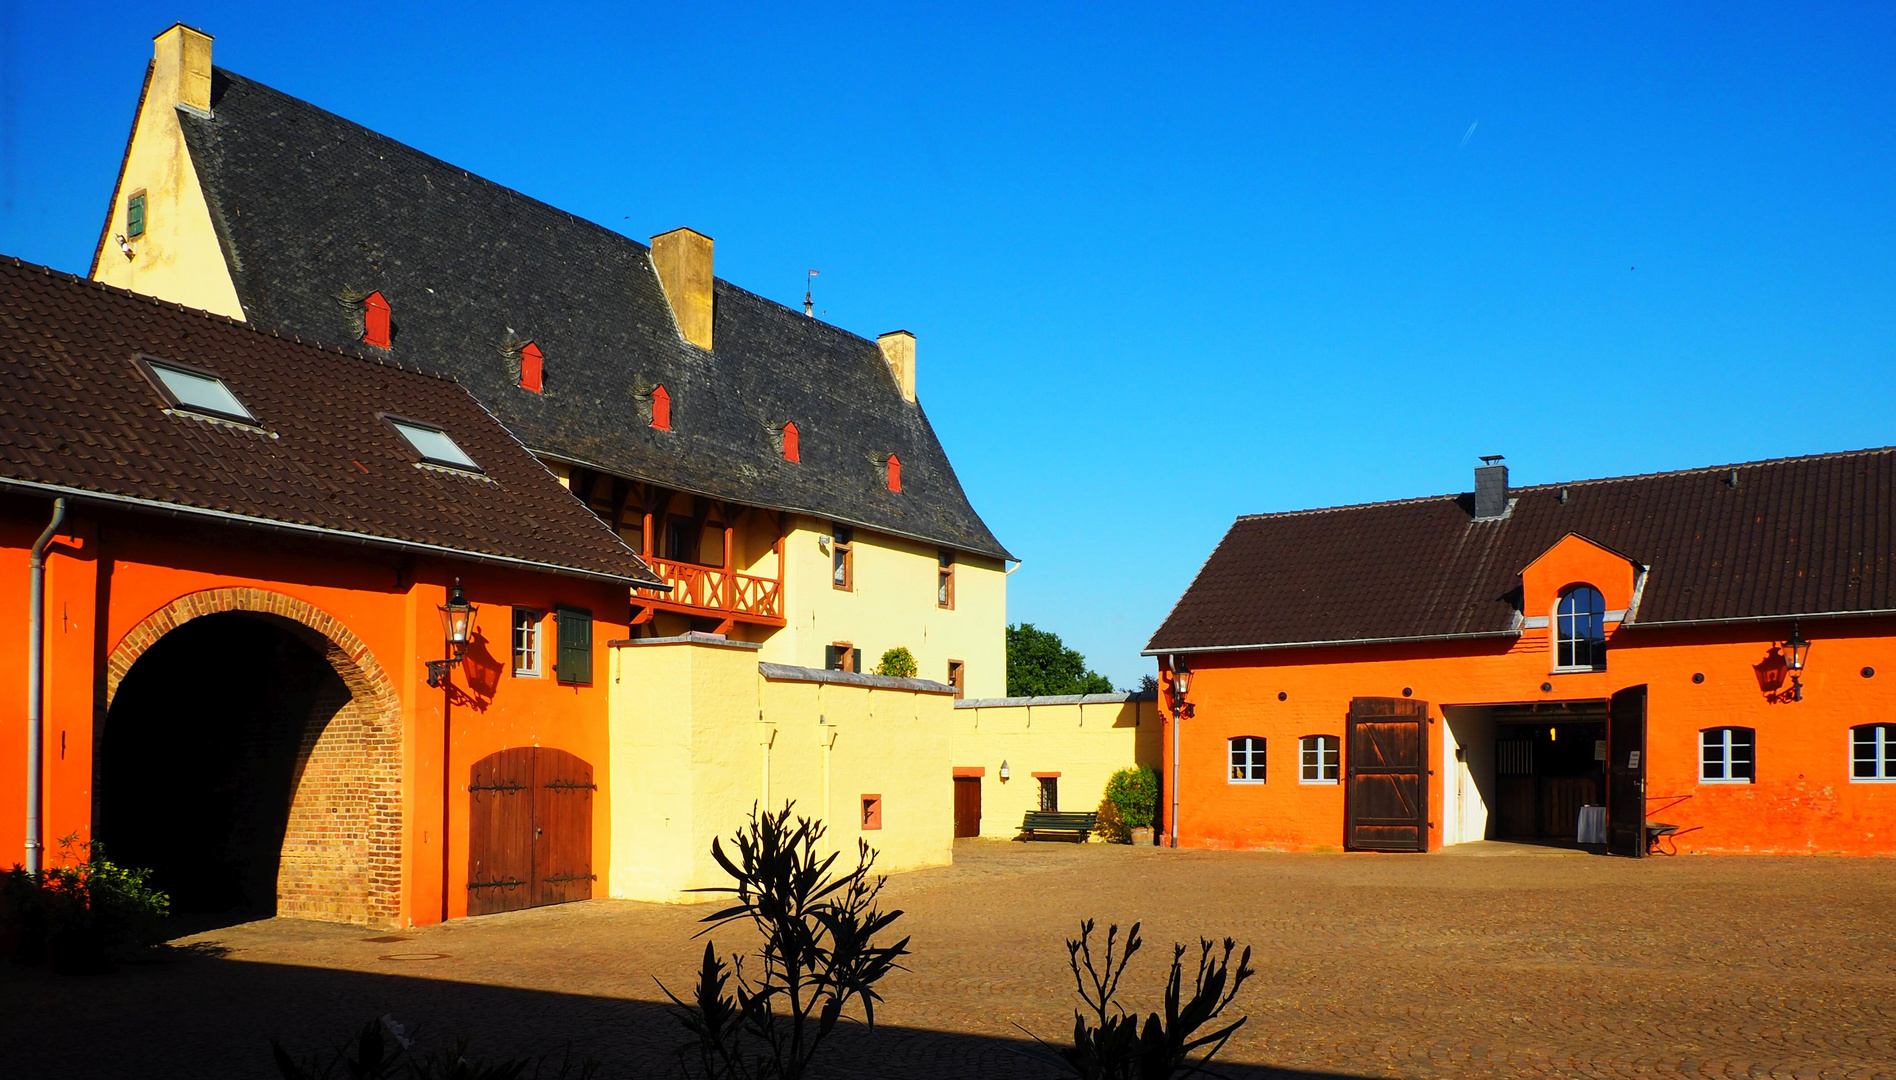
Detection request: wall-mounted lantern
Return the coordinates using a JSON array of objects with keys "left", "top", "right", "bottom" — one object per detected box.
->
[
  {"left": 998, "top": 760, "right": 1011, "bottom": 782},
  {"left": 1784, "top": 621, "right": 1810, "bottom": 702},
  {"left": 426, "top": 579, "right": 478, "bottom": 687}
]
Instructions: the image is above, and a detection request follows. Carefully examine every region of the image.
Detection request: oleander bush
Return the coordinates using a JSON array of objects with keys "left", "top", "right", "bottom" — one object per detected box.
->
[
  {"left": 1103, "top": 766, "right": 1160, "bottom": 832},
  {"left": 0, "top": 834, "right": 169, "bottom": 974}
]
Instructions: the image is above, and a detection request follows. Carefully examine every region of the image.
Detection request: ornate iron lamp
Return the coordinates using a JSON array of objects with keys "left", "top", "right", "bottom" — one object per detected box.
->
[
  {"left": 1784, "top": 621, "right": 1810, "bottom": 702},
  {"left": 1168, "top": 661, "right": 1193, "bottom": 849},
  {"left": 426, "top": 579, "right": 478, "bottom": 687}
]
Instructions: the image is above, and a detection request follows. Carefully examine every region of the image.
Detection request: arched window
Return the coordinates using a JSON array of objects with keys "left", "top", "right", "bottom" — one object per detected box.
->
[
  {"left": 1299, "top": 735, "right": 1340, "bottom": 783},
  {"left": 519, "top": 342, "right": 543, "bottom": 393},
  {"left": 781, "top": 421, "right": 799, "bottom": 463},
  {"left": 1228, "top": 736, "right": 1265, "bottom": 783},
  {"left": 1700, "top": 726, "right": 1754, "bottom": 783},
  {"left": 362, "top": 291, "right": 391, "bottom": 349},
  {"left": 1555, "top": 585, "right": 1606, "bottom": 671},
  {"left": 1852, "top": 724, "right": 1896, "bottom": 781},
  {"left": 650, "top": 384, "right": 671, "bottom": 431},
  {"left": 885, "top": 453, "right": 902, "bottom": 493}
]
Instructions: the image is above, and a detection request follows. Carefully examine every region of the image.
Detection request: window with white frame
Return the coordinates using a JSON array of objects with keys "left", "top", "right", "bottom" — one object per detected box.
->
[
  {"left": 1700, "top": 726, "right": 1755, "bottom": 783},
  {"left": 512, "top": 607, "right": 542, "bottom": 677},
  {"left": 1299, "top": 735, "right": 1340, "bottom": 783},
  {"left": 1852, "top": 724, "right": 1896, "bottom": 781},
  {"left": 1228, "top": 736, "right": 1266, "bottom": 783},
  {"left": 1555, "top": 585, "right": 1607, "bottom": 671}
]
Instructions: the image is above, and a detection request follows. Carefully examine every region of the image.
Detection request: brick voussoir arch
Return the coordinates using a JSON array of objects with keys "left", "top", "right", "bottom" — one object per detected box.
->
[{"left": 104, "top": 587, "right": 404, "bottom": 929}]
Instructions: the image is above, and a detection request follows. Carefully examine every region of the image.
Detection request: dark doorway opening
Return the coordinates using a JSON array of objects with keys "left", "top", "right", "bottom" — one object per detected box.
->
[
  {"left": 953, "top": 776, "right": 982, "bottom": 838},
  {"left": 1492, "top": 702, "right": 1608, "bottom": 844},
  {"left": 98, "top": 612, "right": 349, "bottom": 925}
]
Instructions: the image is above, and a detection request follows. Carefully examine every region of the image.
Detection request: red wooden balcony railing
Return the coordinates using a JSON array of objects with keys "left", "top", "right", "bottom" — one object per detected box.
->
[{"left": 635, "top": 557, "right": 785, "bottom": 625}]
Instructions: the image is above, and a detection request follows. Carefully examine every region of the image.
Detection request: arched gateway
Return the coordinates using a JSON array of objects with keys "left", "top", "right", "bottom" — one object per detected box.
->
[{"left": 99, "top": 588, "right": 403, "bottom": 928}]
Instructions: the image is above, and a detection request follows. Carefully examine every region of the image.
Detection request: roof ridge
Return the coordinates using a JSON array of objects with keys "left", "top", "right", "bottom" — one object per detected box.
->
[{"left": 1233, "top": 445, "right": 1896, "bottom": 523}]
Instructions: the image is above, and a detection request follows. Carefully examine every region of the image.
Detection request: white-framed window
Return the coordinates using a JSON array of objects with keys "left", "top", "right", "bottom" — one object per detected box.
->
[
  {"left": 1228, "top": 736, "right": 1266, "bottom": 783},
  {"left": 511, "top": 607, "right": 542, "bottom": 677},
  {"left": 1851, "top": 724, "right": 1896, "bottom": 781},
  {"left": 1299, "top": 735, "right": 1340, "bottom": 783},
  {"left": 1555, "top": 585, "right": 1607, "bottom": 671},
  {"left": 1700, "top": 726, "right": 1755, "bottom": 783}
]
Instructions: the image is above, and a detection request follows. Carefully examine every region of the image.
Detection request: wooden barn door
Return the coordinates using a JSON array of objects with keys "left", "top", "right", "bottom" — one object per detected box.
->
[
  {"left": 1345, "top": 697, "right": 1430, "bottom": 852},
  {"left": 467, "top": 747, "right": 596, "bottom": 915},
  {"left": 953, "top": 776, "right": 983, "bottom": 838},
  {"left": 1606, "top": 685, "right": 1648, "bottom": 858}
]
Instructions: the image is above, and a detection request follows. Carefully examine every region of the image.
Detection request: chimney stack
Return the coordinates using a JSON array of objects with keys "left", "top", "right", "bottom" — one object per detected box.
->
[
  {"left": 651, "top": 228, "right": 714, "bottom": 351},
  {"left": 878, "top": 331, "right": 916, "bottom": 402},
  {"left": 153, "top": 24, "right": 214, "bottom": 116},
  {"left": 1474, "top": 455, "right": 1509, "bottom": 519}
]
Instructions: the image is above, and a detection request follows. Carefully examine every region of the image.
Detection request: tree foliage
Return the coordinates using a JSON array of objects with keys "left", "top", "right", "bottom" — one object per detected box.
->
[
  {"left": 873, "top": 647, "right": 917, "bottom": 679},
  {"left": 1006, "top": 624, "right": 1114, "bottom": 697}
]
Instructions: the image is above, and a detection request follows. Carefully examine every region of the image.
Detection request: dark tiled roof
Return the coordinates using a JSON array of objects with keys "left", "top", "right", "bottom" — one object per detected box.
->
[
  {"left": 175, "top": 70, "right": 1010, "bottom": 561},
  {"left": 0, "top": 257, "right": 661, "bottom": 585},
  {"left": 1146, "top": 448, "right": 1896, "bottom": 653}
]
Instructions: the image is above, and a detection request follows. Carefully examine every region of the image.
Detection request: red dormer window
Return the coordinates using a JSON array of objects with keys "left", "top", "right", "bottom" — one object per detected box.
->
[
  {"left": 362, "top": 291, "right": 391, "bottom": 349},
  {"left": 782, "top": 422, "right": 800, "bottom": 463},
  {"left": 886, "top": 453, "right": 902, "bottom": 493},
  {"left": 651, "top": 384, "right": 671, "bottom": 431},
  {"left": 519, "top": 342, "right": 543, "bottom": 393}
]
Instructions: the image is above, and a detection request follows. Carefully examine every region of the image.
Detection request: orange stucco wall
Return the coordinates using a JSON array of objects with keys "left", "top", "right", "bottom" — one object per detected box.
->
[
  {"left": 1158, "top": 539, "right": 1896, "bottom": 856},
  {"left": 0, "top": 495, "right": 627, "bottom": 925}
]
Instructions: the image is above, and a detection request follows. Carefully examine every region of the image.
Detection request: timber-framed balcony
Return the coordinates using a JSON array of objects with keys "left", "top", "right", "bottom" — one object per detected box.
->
[{"left": 634, "top": 557, "right": 786, "bottom": 630}]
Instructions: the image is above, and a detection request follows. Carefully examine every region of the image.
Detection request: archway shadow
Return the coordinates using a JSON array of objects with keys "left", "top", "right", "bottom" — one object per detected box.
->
[{"left": 0, "top": 951, "right": 1372, "bottom": 1080}]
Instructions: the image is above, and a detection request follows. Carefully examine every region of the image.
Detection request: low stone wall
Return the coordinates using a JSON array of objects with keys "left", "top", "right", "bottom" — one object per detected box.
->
[{"left": 951, "top": 691, "right": 1162, "bottom": 840}]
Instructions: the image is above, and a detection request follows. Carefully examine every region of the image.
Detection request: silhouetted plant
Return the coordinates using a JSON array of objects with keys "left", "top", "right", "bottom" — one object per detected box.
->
[
  {"left": 662, "top": 802, "right": 911, "bottom": 1079},
  {"left": 1022, "top": 919, "right": 1255, "bottom": 1079},
  {"left": 0, "top": 834, "right": 168, "bottom": 973},
  {"left": 272, "top": 1015, "right": 595, "bottom": 1080}
]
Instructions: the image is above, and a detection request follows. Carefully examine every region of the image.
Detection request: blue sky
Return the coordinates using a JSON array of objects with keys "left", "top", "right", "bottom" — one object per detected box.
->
[{"left": 3, "top": 3, "right": 1893, "bottom": 687}]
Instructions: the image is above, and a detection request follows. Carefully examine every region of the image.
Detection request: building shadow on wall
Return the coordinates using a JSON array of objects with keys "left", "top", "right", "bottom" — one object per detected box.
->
[{"left": 0, "top": 951, "right": 1372, "bottom": 1080}]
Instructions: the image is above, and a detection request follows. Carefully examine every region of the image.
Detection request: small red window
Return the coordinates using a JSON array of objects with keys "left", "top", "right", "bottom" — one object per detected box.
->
[
  {"left": 782, "top": 422, "right": 800, "bottom": 463},
  {"left": 519, "top": 342, "right": 543, "bottom": 393},
  {"left": 362, "top": 291, "right": 391, "bottom": 349},
  {"left": 651, "top": 384, "right": 671, "bottom": 431},
  {"left": 885, "top": 453, "right": 901, "bottom": 493}
]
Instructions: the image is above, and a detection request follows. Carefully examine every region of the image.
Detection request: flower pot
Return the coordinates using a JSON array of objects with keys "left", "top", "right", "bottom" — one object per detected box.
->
[{"left": 1129, "top": 827, "right": 1154, "bottom": 846}]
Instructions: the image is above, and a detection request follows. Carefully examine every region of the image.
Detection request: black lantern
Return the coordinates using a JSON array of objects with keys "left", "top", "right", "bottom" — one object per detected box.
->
[
  {"left": 1173, "top": 666, "right": 1192, "bottom": 698},
  {"left": 1784, "top": 621, "right": 1809, "bottom": 701},
  {"left": 427, "top": 580, "right": 479, "bottom": 687}
]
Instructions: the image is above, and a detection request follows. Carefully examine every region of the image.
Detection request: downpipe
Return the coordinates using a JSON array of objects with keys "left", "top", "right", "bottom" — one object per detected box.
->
[{"left": 26, "top": 497, "right": 67, "bottom": 874}]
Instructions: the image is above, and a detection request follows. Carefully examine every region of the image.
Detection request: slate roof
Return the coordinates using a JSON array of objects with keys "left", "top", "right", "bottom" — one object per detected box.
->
[
  {"left": 0, "top": 257, "right": 661, "bottom": 585},
  {"left": 1146, "top": 448, "right": 1896, "bottom": 654},
  {"left": 168, "top": 69, "right": 1011, "bottom": 561}
]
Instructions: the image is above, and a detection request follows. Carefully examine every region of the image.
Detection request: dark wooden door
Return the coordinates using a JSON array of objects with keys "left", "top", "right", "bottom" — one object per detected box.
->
[
  {"left": 1345, "top": 697, "right": 1430, "bottom": 852},
  {"left": 1606, "top": 685, "right": 1647, "bottom": 858},
  {"left": 953, "top": 776, "right": 982, "bottom": 838},
  {"left": 467, "top": 747, "right": 596, "bottom": 915}
]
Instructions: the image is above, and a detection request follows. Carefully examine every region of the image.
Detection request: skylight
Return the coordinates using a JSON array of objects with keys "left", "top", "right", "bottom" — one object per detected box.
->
[
  {"left": 387, "top": 418, "right": 481, "bottom": 471},
  {"left": 148, "top": 361, "right": 255, "bottom": 421}
]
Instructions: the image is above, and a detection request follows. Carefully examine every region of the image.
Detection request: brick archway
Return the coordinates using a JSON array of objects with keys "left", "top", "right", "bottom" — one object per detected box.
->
[{"left": 103, "top": 588, "right": 403, "bottom": 928}]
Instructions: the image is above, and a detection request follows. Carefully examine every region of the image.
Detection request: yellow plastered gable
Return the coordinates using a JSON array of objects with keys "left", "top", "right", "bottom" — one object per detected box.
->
[{"left": 90, "top": 26, "right": 245, "bottom": 320}]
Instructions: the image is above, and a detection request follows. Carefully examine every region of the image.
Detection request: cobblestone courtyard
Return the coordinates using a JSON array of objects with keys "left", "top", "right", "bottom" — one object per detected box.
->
[{"left": 4, "top": 841, "right": 1893, "bottom": 1078}]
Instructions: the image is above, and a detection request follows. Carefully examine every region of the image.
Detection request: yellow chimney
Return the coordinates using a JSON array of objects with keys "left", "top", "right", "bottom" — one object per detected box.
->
[
  {"left": 878, "top": 331, "right": 916, "bottom": 402},
  {"left": 153, "top": 24, "right": 214, "bottom": 115},
  {"left": 650, "top": 228, "right": 714, "bottom": 351}
]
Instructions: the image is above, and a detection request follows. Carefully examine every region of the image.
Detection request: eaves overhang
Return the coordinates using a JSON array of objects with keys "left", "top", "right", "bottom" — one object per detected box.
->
[{"left": 1142, "top": 629, "right": 1521, "bottom": 657}]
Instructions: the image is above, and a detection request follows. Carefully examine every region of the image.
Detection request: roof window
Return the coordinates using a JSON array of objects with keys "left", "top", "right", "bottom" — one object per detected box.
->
[
  {"left": 885, "top": 453, "right": 902, "bottom": 493},
  {"left": 781, "top": 422, "right": 800, "bottom": 463},
  {"left": 519, "top": 342, "right": 543, "bottom": 393},
  {"left": 144, "top": 358, "right": 255, "bottom": 422},
  {"left": 651, "top": 384, "right": 671, "bottom": 431},
  {"left": 387, "top": 417, "right": 480, "bottom": 471},
  {"left": 363, "top": 291, "right": 392, "bottom": 349}
]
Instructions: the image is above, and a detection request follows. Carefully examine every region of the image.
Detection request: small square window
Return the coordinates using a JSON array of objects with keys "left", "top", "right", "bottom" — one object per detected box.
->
[
  {"left": 512, "top": 608, "right": 542, "bottom": 677},
  {"left": 861, "top": 795, "right": 882, "bottom": 831},
  {"left": 126, "top": 191, "right": 147, "bottom": 239},
  {"left": 142, "top": 357, "right": 255, "bottom": 422},
  {"left": 826, "top": 643, "right": 857, "bottom": 673},
  {"left": 1853, "top": 724, "right": 1896, "bottom": 781},
  {"left": 386, "top": 417, "right": 481, "bottom": 471},
  {"left": 1229, "top": 736, "right": 1266, "bottom": 783},
  {"left": 1700, "top": 727, "right": 1755, "bottom": 783},
  {"left": 1299, "top": 735, "right": 1340, "bottom": 783}
]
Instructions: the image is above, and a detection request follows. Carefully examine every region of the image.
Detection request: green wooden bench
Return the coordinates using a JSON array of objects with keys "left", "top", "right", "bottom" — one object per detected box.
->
[{"left": 1020, "top": 810, "right": 1097, "bottom": 842}]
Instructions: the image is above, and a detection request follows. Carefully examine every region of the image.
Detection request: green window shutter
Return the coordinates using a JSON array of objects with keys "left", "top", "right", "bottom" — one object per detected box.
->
[
  {"left": 555, "top": 607, "right": 593, "bottom": 686},
  {"left": 127, "top": 193, "right": 146, "bottom": 238}
]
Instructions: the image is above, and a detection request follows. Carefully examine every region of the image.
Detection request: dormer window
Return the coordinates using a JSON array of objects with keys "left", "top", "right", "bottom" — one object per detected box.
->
[
  {"left": 1555, "top": 585, "right": 1606, "bottom": 671},
  {"left": 363, "top": 291, "right": 392, "bottom": 349},
  {"left": 519, "top": 342, "right": 543, "bottom": 393},
  {"left": 141, "top": 356, "right": 256, "bottom": 423},
  {"left": 885, "top": 453, "right": 901, "bottom": 493},
  {"left": 781, "top": 422, "right": 800, "bottom": 463},
  {"left": 651, "top": 384, "right": 671, "bottom": 431},
  {"left": 386, "top": 416, "right": 480, "bottom": 472}
]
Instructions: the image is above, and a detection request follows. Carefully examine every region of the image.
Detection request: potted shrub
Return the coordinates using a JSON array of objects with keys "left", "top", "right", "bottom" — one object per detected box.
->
[{"left": 1104, "top": 766, "right": 1160, "bottom": 845}]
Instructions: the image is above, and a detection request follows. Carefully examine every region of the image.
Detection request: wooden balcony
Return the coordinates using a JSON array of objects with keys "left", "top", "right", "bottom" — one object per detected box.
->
[{"left": 634, "top": 557, "right": 786, "bottom": 629}]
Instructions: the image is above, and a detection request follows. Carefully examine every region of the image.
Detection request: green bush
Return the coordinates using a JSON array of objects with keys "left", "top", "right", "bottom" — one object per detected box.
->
[
  {"left": 1092, "top": 798, "right": 1130, "bottom": 844},
  {"left": 1103, "top": 766, "right": 1160, "bottom": 831},
  {"left": 874, "top": 646, "right": 918, "bottom": 678},
  {"left": 1, "top": 835, "right": 169, "bottom": 973}
]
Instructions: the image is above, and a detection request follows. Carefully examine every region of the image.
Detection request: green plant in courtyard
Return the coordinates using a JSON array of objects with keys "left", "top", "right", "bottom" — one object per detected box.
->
[
  {"left": 662, "top": 802, "right": 911, "bottom": 1079},
  {"left": 873, "top": 646, "right": 918, "bottom": 679},
  {"left": 1022, "top": 919, "right": 1255, "bottom": 1079},
  {"left": 1103, "top": 766, "right": 1160, "bottom": 831},
  {"left": 1, "top": 834, "right": 169, "bottom": 973}
]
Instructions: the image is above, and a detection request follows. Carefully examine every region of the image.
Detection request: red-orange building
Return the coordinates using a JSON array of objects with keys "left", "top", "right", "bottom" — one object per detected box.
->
[
  {"left": 0, "top": 259, "right": 661, "bottom": 926},
  {"left": 1147, "top": 454, "right": 1896, "bottom": 857}
]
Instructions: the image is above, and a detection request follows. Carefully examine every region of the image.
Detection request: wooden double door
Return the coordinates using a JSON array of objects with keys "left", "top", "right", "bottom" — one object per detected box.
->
[{"left": 467, "top": 747, "right": 596, "bottom": 916}]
